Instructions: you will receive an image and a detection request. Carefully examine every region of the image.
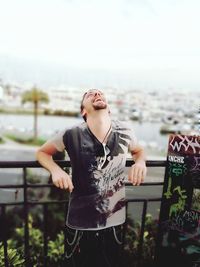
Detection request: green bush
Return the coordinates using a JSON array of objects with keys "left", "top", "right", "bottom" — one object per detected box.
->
[
  {"left": 47, "top": 232, "right": 64, "bottom": 266},
  {"left": 0, "top": 243, "right": 24, "bottom": 267},
  {"left": 123, "top": 214, "right": 158, "bottom": 267},
  {"left": 192, "top": 189, "right": 200, "bottom": 210},
  {"left": 5, "top": 134, "right": 46, "bottom": 146},
  {"left": 0, "top": 135, "right": 5, "bottom": 144},
  {"left": 7, "top": 215, "right": 65, "bottom": 267},
  {"left": 4, "top": 210, "right": 160, "bottom": 267}
]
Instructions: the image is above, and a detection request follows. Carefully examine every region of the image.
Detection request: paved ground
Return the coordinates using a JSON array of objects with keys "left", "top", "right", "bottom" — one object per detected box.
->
[{"left": 0, "top": 137, "right": 38, "bottom": 160}]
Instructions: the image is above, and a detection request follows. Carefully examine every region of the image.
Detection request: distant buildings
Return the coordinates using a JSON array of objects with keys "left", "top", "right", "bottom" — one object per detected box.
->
[
  {"left": 0, "top": 82, "right": 199, "bottom": 130},
  {"left": 0, "top": 86, "right": 4, "bottom": 103}
]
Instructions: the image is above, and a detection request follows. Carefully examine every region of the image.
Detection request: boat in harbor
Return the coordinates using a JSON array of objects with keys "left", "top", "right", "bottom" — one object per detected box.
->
[{"left": 160, "top": 123, "right": 198, "bottom": 135}]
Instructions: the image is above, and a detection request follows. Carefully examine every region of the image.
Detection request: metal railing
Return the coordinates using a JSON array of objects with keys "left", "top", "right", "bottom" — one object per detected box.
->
[{"left": 0, "top": 159, "right": 166, "bottom": 267}]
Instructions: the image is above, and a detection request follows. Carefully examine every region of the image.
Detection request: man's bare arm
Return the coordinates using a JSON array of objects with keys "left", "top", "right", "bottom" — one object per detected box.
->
[
  {"left": 36, "top": 142, "right": 74, "bottom": 192},
  {"left": 128, "top": 144, "right": 147, "bottom": 186}
]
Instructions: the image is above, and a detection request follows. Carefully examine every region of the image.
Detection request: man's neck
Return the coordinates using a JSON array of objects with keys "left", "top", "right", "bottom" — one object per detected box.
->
[{"left": 86, "top": 111, "right": 112, "bottom": 143}]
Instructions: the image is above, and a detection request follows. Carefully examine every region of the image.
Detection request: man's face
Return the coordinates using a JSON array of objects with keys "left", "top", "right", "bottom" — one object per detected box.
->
[{"left": 82, "top": 89, "right": 108, "bottom": 112}]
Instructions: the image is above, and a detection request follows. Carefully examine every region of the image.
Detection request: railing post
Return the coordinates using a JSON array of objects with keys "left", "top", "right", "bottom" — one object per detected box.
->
[
  {"left": 1, "top": 205, "right": 9, "bottom": 267},
  {"left": 23, "top": 167, "right": 30, "bottom": 267},
  {"left": 43, "top": 203, "right": 48, "bottom": 267},
  {"left": 137, "top": 200, "right": 148, "bottom": 266},
  {"left": 120, "top": 202, "right": 129, "bottom": 266}
]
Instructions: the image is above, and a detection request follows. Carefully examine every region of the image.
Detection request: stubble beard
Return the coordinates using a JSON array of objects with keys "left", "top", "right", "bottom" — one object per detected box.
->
[{"left": 93, "top": 102, "right": 107, "bottom": 110}]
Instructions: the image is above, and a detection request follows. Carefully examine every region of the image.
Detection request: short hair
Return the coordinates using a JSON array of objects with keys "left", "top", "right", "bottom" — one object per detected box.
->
[{"left": 80, "top": 92, "right": 87, "bottom": 122}]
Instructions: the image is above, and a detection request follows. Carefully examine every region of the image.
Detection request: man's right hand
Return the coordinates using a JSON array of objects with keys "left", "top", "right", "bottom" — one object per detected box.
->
[
  {"left": 51, "top": 168, "right": 74, "bottom": 192},
  {"left": 36, "top": 141, "right": 74, "bottom": 193}
]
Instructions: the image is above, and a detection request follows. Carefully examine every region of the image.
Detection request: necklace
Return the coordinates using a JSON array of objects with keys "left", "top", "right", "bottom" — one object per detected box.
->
[
  {"left": 97, "top": 124, "right": 112, "bottom": 170},
  {"left": 101, "top": 124, "right": 112, "bottom": 144}
]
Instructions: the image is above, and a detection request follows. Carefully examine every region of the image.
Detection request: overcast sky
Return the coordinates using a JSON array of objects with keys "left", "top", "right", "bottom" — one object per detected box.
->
[{"left": 0, "top": 0, "right": 200, "bottom": 91}]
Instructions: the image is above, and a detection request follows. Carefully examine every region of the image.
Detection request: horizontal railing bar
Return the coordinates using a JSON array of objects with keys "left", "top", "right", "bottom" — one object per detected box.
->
[
  {"left": 0, "top": 197, "right": 161, "bottom": 206},
  {"left": 126, "top": 182, "right": 163, "bottom": 186},
  {"left": 0, "top": 160, "right": 70, "bottom": 168},
  {"left": 126, "top": 160, "right": 166, "bottom": 167},
  {"left": 0, "top": 181, "right": 163, "bottom": 189},
  {"left": 127, "top": 197, "right": 162, "bottom": 202},
  {"left": 0, "top": 184, "right": 54, "bottom": 188},
  {"left": 0, "top": 159, "right": 166, "bottom": 168},
  {"left": 0, "top": 201, "right": 68, "bottom": 206}
]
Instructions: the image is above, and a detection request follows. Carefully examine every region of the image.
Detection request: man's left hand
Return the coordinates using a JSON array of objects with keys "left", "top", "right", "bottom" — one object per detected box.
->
[{"left": 128, "top": 161, "right": 147, "bottom": 186}]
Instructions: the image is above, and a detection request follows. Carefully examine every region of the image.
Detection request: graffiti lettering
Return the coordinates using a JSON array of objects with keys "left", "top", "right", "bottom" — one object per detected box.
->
[
  {"left": 169, "top": 135, "right": 200, "bottom": 154},
  {"left": 183, "top": 210, "right": 200, "bottom": 224},
  {"left": 191, "top": 156, "right": 200, "bottom": 172},
  {"left": 168, "top": 155, "right": 184, "bottom": 163}
]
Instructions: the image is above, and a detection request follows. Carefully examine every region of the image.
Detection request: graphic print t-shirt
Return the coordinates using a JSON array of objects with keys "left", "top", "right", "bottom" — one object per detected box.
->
[{"left": 50, "top": 120, "right": 138, "bottom": 230}]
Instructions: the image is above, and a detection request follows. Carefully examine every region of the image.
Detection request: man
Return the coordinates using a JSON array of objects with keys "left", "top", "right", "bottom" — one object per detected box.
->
[{"left": 36, "top": 89, "right": 147, "bottom": 267}]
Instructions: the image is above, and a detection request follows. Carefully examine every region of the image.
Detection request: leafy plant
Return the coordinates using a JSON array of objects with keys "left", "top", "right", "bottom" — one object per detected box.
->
[
  {"left": 192, "top": 189, "right": 200, "bottom": 210},
  {"left": 124, "top": 214, "right": 159, "bottom": 267},
  {"left": 0, "top": 243, "right": 24, "bottom": 267},
  {"left": 7, "top": 215, "right": 65, "bottom": 267},
  {"left": 47, "top": 232, "right": 64, "bottom": 266},
  {"left": 8, "top": 215, "right": 43, "bottom": 266},
  {"left": 0, "top": 136, "right": 5, "bottom": 144},
  {"left": 21, "top": 86, "right": 49, "bottom": 141}
]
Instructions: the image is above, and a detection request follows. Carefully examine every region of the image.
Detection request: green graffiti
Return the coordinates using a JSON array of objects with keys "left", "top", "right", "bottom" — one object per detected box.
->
[
  {"left": 169, "top": 162, "right": 187, "bottom": 177},
  {"left": 164, "top": 176, "right": 172, "bottom": 199},
  {"left": 169, "top": 186, "right": 187, "bottom": 218},
  {"left": 172, "top": 167, "right": 184, "bottom": 176}
]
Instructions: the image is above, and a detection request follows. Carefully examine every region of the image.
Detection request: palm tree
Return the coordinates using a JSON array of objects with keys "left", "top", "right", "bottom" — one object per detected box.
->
[
  {"left": 21, "top": 86, "right": 49, "bottom": 141},
  {"left": 0, "top": 79, "right": 12, "bottom": 95}
]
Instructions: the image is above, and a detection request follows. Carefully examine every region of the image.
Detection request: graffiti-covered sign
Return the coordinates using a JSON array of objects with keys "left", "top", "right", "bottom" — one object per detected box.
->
[{"left": 155, "top": 135, "right": 200, "bottom": 267}]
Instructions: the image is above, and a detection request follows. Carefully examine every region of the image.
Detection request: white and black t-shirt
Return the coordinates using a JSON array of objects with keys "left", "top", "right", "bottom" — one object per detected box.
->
[{"left": 50, "top": 120, "right": 138, "bottom": 230}]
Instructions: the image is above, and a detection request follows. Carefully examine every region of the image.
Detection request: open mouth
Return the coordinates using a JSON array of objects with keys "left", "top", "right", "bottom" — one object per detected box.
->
[{"left": 94, "top": 98, "right": 103, "bottom": 103}]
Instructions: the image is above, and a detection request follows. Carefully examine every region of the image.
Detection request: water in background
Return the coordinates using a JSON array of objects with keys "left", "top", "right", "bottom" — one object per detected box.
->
[{"left": 0, "top": 113, "right": 169, "bottom": 151}]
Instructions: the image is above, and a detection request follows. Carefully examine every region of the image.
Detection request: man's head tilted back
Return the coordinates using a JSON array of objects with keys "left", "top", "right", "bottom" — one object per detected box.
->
[{"left": 80, "top": 89, "right": 109, "bottom": 122}]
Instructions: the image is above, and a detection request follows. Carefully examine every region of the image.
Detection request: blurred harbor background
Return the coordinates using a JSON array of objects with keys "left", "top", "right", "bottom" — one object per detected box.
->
[
  {"left": 0, "top": 85, "right": 199, "bottom": 161},
  {"left": 0, "top": 85, "right": 199, "bottom": 203}
]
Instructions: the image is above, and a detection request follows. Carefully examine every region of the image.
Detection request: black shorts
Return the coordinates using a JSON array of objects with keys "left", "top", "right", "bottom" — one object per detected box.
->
[{"left": 64, "top": 225, "right": 124, "bottom": 267}]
